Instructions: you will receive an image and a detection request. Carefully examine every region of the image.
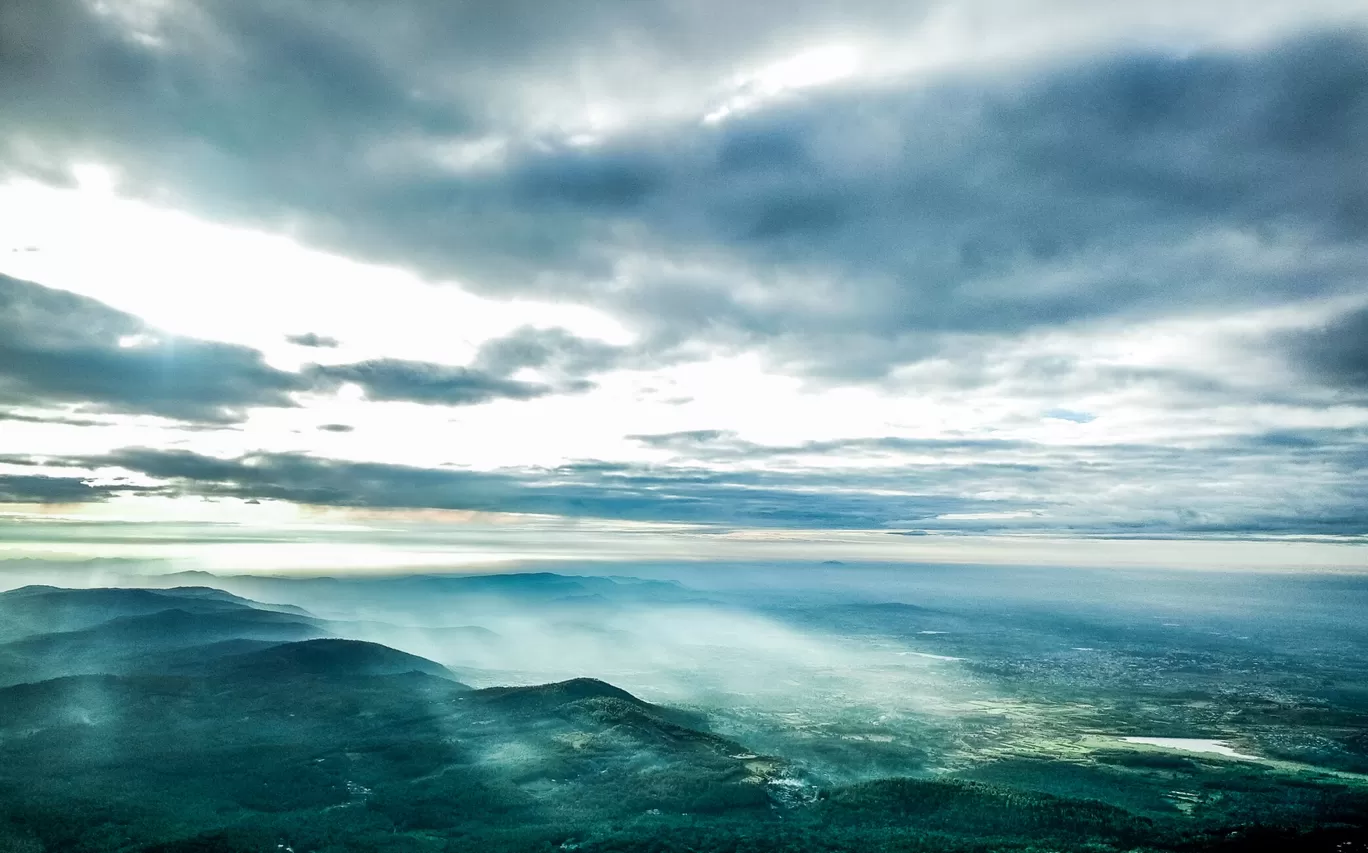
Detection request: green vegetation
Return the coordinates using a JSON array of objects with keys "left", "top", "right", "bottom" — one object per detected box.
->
[{"left": 0, "top": 581, "right": 1364, "bottom": 852}]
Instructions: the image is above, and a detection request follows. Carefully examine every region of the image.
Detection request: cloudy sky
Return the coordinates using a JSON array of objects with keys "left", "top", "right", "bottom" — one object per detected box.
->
[{"left": 1, "top": 0, "right": 1366, "bottom": 572}]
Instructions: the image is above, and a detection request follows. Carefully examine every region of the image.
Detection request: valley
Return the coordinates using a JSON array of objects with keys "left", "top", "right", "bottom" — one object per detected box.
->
[{"left": 0, "top": 566, "right": 1365, "bottom": 852}]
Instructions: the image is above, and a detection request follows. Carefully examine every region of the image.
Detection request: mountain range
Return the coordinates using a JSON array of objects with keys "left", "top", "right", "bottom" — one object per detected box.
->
[{"left": 0, "top": 580, "right": 1358, "bottom": 852}]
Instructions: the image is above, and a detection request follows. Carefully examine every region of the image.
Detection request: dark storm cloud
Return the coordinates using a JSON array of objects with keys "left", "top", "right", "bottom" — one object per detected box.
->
[
  {"left": 286, "top": 333, "right": 340, "bottom": 349},
  {"left": 80, "top": 447, "right": 1002, "bottom": 529},
  {"left": 598, "top": 32, "right": 1368, "bottom": 378},
  {"left": 0, "top": 0, "right": 926, "bottom": 178},
  {"left": 0, "top": 274, "right": 309, "bottom": 423},
  {"left": 3, "top": 0, "right": 1365, "bottom": 379},
  {"left": 1280, "top": 306, "right": 1368, "bottom": 393}
]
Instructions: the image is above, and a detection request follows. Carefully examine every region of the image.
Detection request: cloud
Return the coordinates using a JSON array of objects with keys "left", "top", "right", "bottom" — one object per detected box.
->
[
  {"left": 628, "top": 430, "right": 733, "bottom": 450},
  {"left": 306, "top": 359, "right": 553, "bottom": 406},
  {"left": 624, "top": 427, "right": 1368, "bottom": 536},
  {"left": 598, "top": 31, "right": 1368, "bottom": 380},
  {"left": 3, "top": 2, "right": 1365, "bottom": 381},
  {"left": 2, "top": 2, "right": 1366, "bottom": 541},
  {"left": 471, "top": 326, "right": 634, "bottom": 379},
  {"left": 316, "top": 423, "right": 354, "bottom": 433},
  {"left": 301, "top": 326, "right": 646, "bottom": 405},
  {"left": 0, "top": 409, "right": 104, "bottom": 427},
  {"left": 0, "top": 473, "right": 149, "bottom": 504},
  {"left": 0, "top": 275, "right": 629, "bottom": 418},
  {"left": 79, "top": 447, "right": 1007, "bottom": 530},
  {"left": 628, "top": 430, "right": 1030, "bottom": 460},
  {"left": 286, "top": 333, "right": 340, "bottom": 348},
  {"left": 61, "top": 422, "right": 1368, "bottom": 536},
  {"left": 0, "top": 273, "right": 309, "bottom": 423},
  {"left": 1280, "top": 305, "right": 1368, "bottom": 393}
]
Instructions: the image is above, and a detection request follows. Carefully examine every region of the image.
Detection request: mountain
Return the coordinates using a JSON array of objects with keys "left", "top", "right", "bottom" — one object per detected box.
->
[
  {"left": 318, "top": 619, "right": 502, "bottom": 650},
  {"left": 1, "top": 582, "right": 1358, "bottom": 852},
  {"left": 475, "top": 676, "right": 703, "bottom": 727},
  {"left": 0, "top": 633, "right": 777, "bottom": 853},
  {"left": 478, "top": 675, "right": 642, "bottom": 706},
  {"left": 132, "top": 570, "right": 710, "bottom": 616},
  {"left": 0, "top": 673, "right": 189, "bottom": 737},
  {"left": 139, "top": 585, "right": 314, "bottom": 617},
  {"left": 211, "top": 638, "right": 461, "bottom": 681},
  {"left": 0, "top": 583, "right": 783, "bottom": 852},
  {"left": 0, "top": 585, "right": 303, "bottom": 642},
  {"left": 0, "top": 604, "right": 326, "bottom": 686},
  {"left": 0, "top": 585, "right": 522, "bottom": 688}
]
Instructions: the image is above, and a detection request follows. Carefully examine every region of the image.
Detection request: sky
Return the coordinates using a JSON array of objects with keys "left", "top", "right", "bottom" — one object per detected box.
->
[{"left": 1, "top": 0, "right": 1367, "bottom": 573}]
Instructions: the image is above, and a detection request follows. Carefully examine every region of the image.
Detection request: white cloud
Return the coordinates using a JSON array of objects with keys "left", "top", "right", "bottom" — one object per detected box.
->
[{"left": 0, "top": 1, "right": 1365, "bottom": 559}]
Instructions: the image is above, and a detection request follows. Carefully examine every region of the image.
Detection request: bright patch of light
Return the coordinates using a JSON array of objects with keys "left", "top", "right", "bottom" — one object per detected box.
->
[
  {"left": 88, "top": 0, "right": 174, "bottom": 49},
  {"left": 756, "top": 45, "right": 861, "bottom": 92},
  {"left": 71, "top": 163, "right": 119, "bottom": 195},
  {"left": 334, "top": 382, "right": 366, "bottom": 403},
  {"left": 116, "top": 333, "right": 156, "bottom": 349},
  {"left": 705, "top": 44, "right": 861, "bottom": 124},
  {"left": 935, "top": 511, "right": 1040, "bottom": 521},
  {"left": 0, "top": 177, "right": 633, "bottom": 363}
]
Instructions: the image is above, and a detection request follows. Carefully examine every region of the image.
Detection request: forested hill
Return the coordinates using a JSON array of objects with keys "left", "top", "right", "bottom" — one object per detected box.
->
[{"left": 0, "top": 584, "right": 1363, "bottom": 852}]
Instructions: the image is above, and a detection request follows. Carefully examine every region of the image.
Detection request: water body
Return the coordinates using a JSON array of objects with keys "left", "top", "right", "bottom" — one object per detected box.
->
[{"left": 1120, "top": 737, "right": 1260, "bottom": 760}]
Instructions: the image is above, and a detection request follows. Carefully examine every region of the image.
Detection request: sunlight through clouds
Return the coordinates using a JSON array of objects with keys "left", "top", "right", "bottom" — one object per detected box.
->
[
  {"left": 706, "top": 44, "right": 863, "bottom": 123},
  {"left": 0, "top": 0, "right": 1365, "bottom": 566}
]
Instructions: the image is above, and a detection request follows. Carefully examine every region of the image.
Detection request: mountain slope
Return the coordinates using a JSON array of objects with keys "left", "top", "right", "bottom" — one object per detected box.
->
[
  {"left": 212, "top": 638, "right": 462, "bottom": 682},
  {"left": 0, "top": 585, "right": 296, "bottom": 642},
  {"left": 0, "top": 648, "right": 775, "bottom": 852},
  {"left": 0, "top": 607, "right": 325, "bottom": 686}
]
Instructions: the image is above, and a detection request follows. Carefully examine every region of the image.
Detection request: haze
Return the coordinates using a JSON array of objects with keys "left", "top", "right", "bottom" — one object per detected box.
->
[{"left": 1, "top": 1, "right": 1367, "bottom": 851}]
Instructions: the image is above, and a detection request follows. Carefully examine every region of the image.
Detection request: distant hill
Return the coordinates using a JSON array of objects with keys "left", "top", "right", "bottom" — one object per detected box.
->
[
  {"left": 0, "top": 585, "right": 539, "bottom": 690},
  {"left": 134, "top": 570, "right": 709, "bottom": 616},
  {"left": 0, "top": 585, "right": 299, "bottom": 642},
  {"left": 0, "top": 673, "right": 194, "bottom": 731},
  {"left": 477, "top": 675, "right": 642, "bottom": 707},
  {"left": 0, "top": 582, "right": 1333, "bottom": 853},
  {"left": 213, "top": 638, "right": 462, "bottom": 682},
  {"left": 474, "top": 677, "right": 715, "bottom": 734},
  {"left": 155, "top": 638, "right": 294, "bottom": 674},
  {"left": 0, "top": 606, "right": 325, "bottom": 686},
  {"left": 841, "top": 601, "right": 939, "bottom": 615},
  {"left": 0, "top": 635, "right": 773, "bottom": 852},
  {"left": 320, "top": 619, "right": 501, "bottom": 646},
  {"left": 140, "top": 585, "right": 314, "bottom": 617}
]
